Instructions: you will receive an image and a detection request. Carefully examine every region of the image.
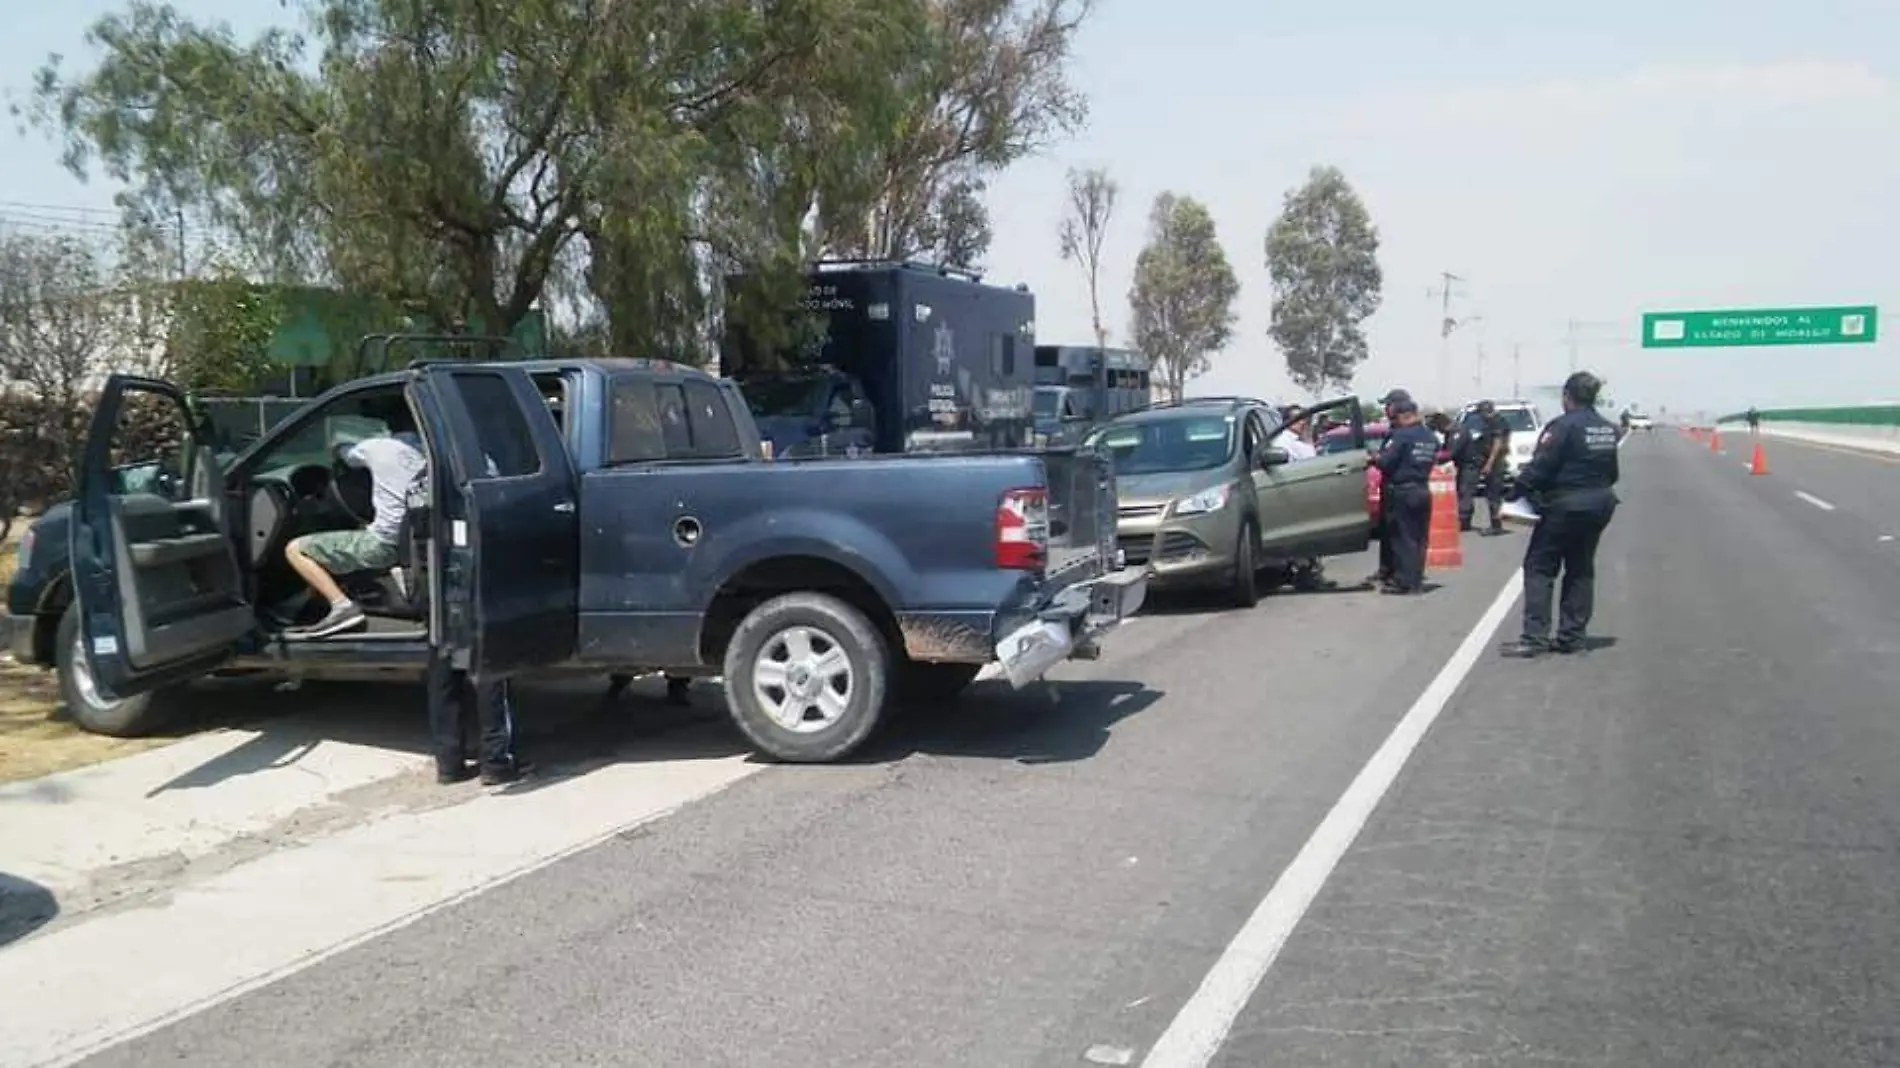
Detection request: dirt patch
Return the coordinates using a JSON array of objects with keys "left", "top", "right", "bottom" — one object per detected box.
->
[
  {"left": 0, "top": 538, "right": 175, "bottom": 783},
  {"left": 0, "top": 658, "right": 173, "bottom": 784}
]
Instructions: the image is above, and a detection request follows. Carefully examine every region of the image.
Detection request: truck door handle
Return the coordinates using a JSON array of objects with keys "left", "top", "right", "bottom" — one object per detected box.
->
[{"left": 552, "top": 501, "right": 575, "bottom": 513}]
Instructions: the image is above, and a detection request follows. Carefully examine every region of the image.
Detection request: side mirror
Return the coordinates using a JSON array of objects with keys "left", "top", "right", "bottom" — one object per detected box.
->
[{"left": 1258, "top": 446, "right": 1291, "bottom": 468}]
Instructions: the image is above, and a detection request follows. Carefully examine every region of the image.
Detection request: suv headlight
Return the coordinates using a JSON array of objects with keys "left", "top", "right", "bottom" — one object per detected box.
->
[{"left": 1172, "top": 485, "right": 1229, "bottom": 516}]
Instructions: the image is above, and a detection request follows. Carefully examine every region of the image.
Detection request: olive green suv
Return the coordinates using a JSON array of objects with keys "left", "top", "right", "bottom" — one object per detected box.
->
[{"left": 1086, "top": 396, "right": 1373, "bottom": 607}]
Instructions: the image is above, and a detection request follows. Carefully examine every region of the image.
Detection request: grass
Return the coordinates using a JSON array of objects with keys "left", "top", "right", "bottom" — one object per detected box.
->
[{"left": 0, "top": 537, "right": 174, "bottom": 783}]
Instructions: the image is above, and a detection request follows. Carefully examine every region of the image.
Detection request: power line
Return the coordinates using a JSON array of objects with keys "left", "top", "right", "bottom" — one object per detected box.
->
[{"left": 0, "top": 200, "right": 122, "bottom": 218}]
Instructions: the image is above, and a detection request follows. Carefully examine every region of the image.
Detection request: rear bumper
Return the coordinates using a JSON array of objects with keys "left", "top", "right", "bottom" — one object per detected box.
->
[{"left": 993, "top": 565, "right": 1149, "bottom": 689}]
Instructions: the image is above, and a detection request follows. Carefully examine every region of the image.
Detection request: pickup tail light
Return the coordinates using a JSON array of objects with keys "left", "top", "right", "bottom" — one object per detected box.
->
[{"left": 995, "top": 487, "right": 1049, "bottom": 571}]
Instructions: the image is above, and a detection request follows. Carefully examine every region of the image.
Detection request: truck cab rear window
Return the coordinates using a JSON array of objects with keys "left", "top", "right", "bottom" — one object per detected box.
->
[{"left": 609, "top": 377, "right": 745, "bottom": 463}]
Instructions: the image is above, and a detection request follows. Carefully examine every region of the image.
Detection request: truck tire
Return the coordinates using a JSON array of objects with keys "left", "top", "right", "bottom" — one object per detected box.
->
[
  {"left": 1230, "top": 521, "right": 1260, "bottom": 609},
  {"left": 899, "top": 661, "right": 982, "bottom": 706},
  {"left": 55, "top": 603, "right": 174, "bottom": 737},
  {"left": 722, "top": 592, "right": 891, "bottom": 763}
]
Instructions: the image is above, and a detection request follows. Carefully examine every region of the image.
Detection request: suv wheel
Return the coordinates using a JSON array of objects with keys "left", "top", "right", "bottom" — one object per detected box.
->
[
  {"left": 1230, "top": 521, "right": 1259, "bottom": 609},
  {"left": 722, "top": 592, "right": 891, "bottom": 763}
]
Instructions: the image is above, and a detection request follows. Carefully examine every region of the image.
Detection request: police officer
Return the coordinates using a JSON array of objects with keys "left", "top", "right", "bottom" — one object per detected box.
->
[
  {"left": 1746, "top": 406, "right": 1761, "bottom": 435},
  {"left": 1435, "top": 412, "right": 1480, "bottom": 531},
  {"left": 1373, "top": 395, "right": 1438, "bottom": 595},
  {"left": 1368, "top": 389, "right": 1413, "bottom": 586},
  {"left": 1469, "top": 401, "right": 1511, "bottom": 535},
  {"left": 1500, "top": 371, "right": 1621, "bottom": 658},
  {"left": 430, "top": 652, "right": 528, "bottom": 785}
]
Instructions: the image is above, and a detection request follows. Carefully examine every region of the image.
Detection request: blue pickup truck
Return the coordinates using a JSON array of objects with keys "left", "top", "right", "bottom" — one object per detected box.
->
[{"left": 3, "top": 357, "right": 1144, "bottom": 763}]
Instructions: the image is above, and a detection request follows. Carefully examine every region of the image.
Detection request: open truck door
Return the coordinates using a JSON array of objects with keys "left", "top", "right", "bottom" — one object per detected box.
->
[
  {"left": 70, "top": 376, "right": 254, "bottom": 698},
  {"left": 411, "top": 365, "right": 579, "bottom": 678}
]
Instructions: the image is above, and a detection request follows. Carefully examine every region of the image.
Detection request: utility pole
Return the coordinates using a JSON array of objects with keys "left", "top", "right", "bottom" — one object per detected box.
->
[
  {"left": 1474, "top": 342, "right": 1487, "bottom": 396},
  {"left": 1561, "top": 319, "right": 1632, "bottom": 379},
  {"left": 1427, "top": 271, "right": 1477, "bottom": 406},
  {"left": 1511, "top": 343, "right": 1522, "bottom": 398},
  {"left": 174, "top": 207, "right": 188, "bottom": 279}
]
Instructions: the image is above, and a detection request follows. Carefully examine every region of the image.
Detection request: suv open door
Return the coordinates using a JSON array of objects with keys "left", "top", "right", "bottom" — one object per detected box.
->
[
  {"left": 1254, "top": 396, "right": 1372, "bottom": 559},
  {"left": 411, "top": 365, "right": 580, "bottom": 678},
  {"left": 69, "top": 376, "right": 254, "bottom": 699}
]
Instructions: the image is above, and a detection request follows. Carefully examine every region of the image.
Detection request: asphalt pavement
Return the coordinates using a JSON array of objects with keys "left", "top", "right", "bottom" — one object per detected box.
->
[{"left": 59, "top": 432, "right": 1900, "bottom": 1067}]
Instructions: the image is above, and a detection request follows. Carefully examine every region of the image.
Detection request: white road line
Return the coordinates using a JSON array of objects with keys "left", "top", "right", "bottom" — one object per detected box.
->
[
  {"left": 1139, "top": 570, "right": 1525, "bottom": 1068},
  {"left": 1794, "top": 491, "right": 1837, "bottom": 512}
]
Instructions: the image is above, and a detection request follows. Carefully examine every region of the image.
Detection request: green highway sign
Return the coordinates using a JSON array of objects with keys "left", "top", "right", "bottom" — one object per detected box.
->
[{"left": 1641, "top": 305, "right": 1877, "bottom": 348}]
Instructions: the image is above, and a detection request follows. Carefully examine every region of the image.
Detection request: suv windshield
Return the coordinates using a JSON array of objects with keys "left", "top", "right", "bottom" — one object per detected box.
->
[
  {"left": 1463, "top": 407, "right": 1537, "bottom": 433},
  {"left": 1089, "top": 414, "right": 1235, "bottom": 474}
]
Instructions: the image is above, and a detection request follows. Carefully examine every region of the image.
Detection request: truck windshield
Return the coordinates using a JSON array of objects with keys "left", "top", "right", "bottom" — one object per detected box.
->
[
  {"left": 739, "top": 376, "right": 826, "bottom": 418},
  {"left": 1090, "top": 416, "right": 1234, "bottom": 474},
  {"left": 1033, "top": 390, "right": 1062, "bottom": 417}
]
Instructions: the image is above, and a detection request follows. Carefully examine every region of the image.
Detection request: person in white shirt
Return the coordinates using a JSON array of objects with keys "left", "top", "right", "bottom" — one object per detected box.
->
[
  {"left": 1277, "top": 413, "right": 1319, "bottom": 461},
  {"left": 284, "top": 399, "right": 427, "bottom": 638},
  {"left": 1273, "top": 409, "right": 1333, "bottom": 590}
]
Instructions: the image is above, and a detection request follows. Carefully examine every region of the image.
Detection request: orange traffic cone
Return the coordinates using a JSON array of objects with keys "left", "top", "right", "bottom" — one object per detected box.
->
[
  {"left": 1709, "top": 426, "right": 1721, "bottom": 451},
  {"left": 1426, "top": 465, "right": 1463, "bottom": 570},
  {"left": 1749, "top": 440, "right": 1768, "bottom": 475}
]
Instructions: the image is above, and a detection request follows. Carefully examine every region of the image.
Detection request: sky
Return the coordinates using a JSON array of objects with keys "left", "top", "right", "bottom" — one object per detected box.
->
[{"left": 10, "top": 1, "right": 1900, "bottom": 419}]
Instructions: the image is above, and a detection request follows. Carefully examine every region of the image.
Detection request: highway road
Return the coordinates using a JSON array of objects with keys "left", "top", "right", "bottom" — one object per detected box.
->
[{"left": 40, "top": 431, "right": 1900, "bottom": 1067}]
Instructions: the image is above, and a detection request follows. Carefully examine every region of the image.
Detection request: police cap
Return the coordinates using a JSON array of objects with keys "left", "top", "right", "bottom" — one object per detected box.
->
[{"left": 1378, "top": 389, "right": 1414, "bottom": 406}]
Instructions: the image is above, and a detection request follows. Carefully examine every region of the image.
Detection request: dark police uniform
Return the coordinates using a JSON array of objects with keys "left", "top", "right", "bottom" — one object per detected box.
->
[
  {"left": 1371, "top": 391, "right": 1413, "bottom": 584},
  {"left": 1508, "top": 406, "right": 1620, "bottom": 653},
  {"left": 1474, "top": 412, "right": 1511, "bottom": 532},
  {"left": 1444, "top": 420, "right": 1479, "bottom": 531},
  {"left": 429, "top": 650, "right": 525, "bottom": 785},
  {"left": 1374, "top": 419, "right": 1439, "bottom": 593}
]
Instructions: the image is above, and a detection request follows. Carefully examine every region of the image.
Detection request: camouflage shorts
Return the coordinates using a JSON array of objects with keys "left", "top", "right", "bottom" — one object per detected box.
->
[{"left": 291, "top": 530, "right": 398, "bottom": 575}]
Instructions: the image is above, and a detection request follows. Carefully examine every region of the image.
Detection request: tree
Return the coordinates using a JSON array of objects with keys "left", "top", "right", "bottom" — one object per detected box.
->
[
  {"left": 1264, "top": 165, "right": 1383, "bottom": 396},
  {"left": 164, "top": 267, "right": 285, "bottom": 395},
  {"left": 26, "top": 0, "right": 935, "bottom": 359},
  {"left": 1057, "top": 165, "right": 1117, "bottom": 348},
  {"left": 0, "top": 231, "right": 166, "bottom": 503},
  {"left": 820, "top": 0, "right": 1095, "bottom": 269},
  {"left": 1127, "top": 193, "right": 1238, "bottom": 402}
]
